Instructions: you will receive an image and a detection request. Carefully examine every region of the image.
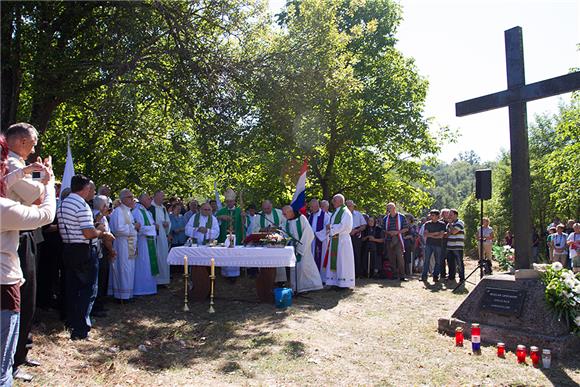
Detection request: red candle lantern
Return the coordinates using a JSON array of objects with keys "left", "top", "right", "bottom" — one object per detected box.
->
[
  {"left": 455, "top": 327, "right": 464, "bottom": 347},
  {"left": 497, "top": 342, "right": 505, "bottom": 358},
  {"left": 516, "top": 345, "right": 527, "bottom": 363},
  {"left": 530, "top": 346, "right": 540, "bottom": 367}
]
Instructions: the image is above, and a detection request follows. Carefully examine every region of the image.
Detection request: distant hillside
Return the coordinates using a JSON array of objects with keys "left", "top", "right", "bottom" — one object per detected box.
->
[{"left": 424, "top": 150, "right": 495, "bottom": 211}]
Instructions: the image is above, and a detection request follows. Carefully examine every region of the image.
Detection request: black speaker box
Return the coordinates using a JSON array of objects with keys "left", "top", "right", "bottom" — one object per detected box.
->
[{"left": 475, "top": 169, "right": 492, "bottom": 200}]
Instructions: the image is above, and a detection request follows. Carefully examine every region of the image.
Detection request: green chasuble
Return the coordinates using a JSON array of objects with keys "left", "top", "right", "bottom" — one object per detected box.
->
[
  {"left": 329, "top": 205, "right": 346, "bottom": 271},
  {"left": 216, "top": 206, "right": 245, "bottom": 245},
  {"left": 285, "top": 216, "right": 303, "bottom": 262},
  {"left": 139, "top": 208, "right": 159, "bottom": 275}
]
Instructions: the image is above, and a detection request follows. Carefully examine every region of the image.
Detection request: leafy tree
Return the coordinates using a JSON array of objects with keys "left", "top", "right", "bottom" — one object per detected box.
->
[
  {"left": 459, "top": 193, "right": 480, "bottom": 257},
  {"left": 486, "top": 96, "right": 579, "bottom": 260},
  {"left": 206, "top": 0, "right": 440, "bottom": 214},
  {"left": 423, "top": 155, "right": 493, "bottom": 212}
]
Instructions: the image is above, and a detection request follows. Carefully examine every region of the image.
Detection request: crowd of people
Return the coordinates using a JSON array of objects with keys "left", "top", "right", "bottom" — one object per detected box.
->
[
  {"left": 1, "top": 122, "right": 578, "bottom": 386},
  {"left": 544, "top": 219, "right": 580, "bottom": 272}
]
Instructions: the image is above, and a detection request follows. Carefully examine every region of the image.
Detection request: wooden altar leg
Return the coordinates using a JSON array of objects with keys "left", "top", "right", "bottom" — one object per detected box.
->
[
  {"left": 256, "top": 268, "right": 276, "bottom": 303},
  {"left": 190, "top": 266, "right": 210, "bottom": 302}
]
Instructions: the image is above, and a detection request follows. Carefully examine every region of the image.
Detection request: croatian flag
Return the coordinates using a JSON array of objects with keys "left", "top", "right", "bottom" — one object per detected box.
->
[{"left": 291, "top": 159, "right": 308, "bottom": 215}]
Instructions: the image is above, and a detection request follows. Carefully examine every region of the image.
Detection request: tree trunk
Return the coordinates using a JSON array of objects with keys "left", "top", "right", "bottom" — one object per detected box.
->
[
  {"left": 1, "top": 4, "right": 22, "bottom": 131},
  {"left": 29, "top": 96, "right": 60, "bottom": 135}
]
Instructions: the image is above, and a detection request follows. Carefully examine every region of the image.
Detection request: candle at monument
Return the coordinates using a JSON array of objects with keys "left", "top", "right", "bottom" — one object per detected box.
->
[
  {"left": 530, "top": 346, "right": 540, "bottom": 367},
  {"left": 497, "top": 342, "right": 505, "bottom": 358},
  {"left": 471, "top": 323, "right": 481, "bottom": 354},
  {"left": 516, "top": 345, "right": 526, "bottom": 363},
  {"left": 210, "top": 257, "right": 215, "bottom": 276},
  {"left": 455, "top": 327, "right": 463, "bottom": 347},
  {"left": 542, "top": 349, "right": 551, "bottom": 368},
  {"left": 184, "top": 255, "right": 188, "bottom": 275}
]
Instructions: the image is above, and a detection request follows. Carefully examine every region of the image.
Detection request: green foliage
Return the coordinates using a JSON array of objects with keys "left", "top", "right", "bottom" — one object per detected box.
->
[
  {"left": 227, "top": 0, "right": 440, "bottom": 213},
  {"left": 486, "top": 96, "right": 579, "bottom": 256},
  {"left": 540, "top": 263, "right": 580, "bottom": 334},
  {"left": 459, "top": 193, "right": 479, "bottom": 256},
  {"left": 424, "top": 153, "right": 494, "bottom": 212},
  {"left": 4, "top": 0, "right": 447, "bottom": 209},
  {"left": 487, "top": 151, "right": 512, "bottom": 241},
  {"left": 492, "top": 244, "right": 515, "bottom": 272},
  {"left": 537, "top": 95, "right": 580, "bottom": 216}
]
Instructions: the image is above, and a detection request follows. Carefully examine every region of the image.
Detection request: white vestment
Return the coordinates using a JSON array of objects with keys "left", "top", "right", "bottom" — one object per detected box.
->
[
  {"left": 108, "top": 204, "right": 137, "bottom": 299},
  {"left": 250, "top": 208, "right": 286, "bottom": 234},
  {"left": 284, "top": 215, "right": 323, "bottom": 293},
  {"left": 151, "top": 203, "right": 171, "bottom": 284},
  {"left": 132, "top": 204, "right": 158, "bottom": 295},
  {"left": 185, "top": 213, "right": 220, "bottom": 244},
  {"left": 322, "top": 206, "right": 355, "bottom": 288},
  {"left": 250, "top": 208, "right": 287, "bottom": 281}
]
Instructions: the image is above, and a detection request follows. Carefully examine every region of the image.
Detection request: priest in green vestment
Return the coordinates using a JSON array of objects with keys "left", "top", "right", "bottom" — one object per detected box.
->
[{"left": 215, "top": 188, "right": 246, "bottom": 278}]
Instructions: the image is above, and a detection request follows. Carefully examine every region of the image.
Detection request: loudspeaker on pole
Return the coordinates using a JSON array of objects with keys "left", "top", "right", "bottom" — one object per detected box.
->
[{"left": 475, "top": 169, "right": 492, "bottom": 200}]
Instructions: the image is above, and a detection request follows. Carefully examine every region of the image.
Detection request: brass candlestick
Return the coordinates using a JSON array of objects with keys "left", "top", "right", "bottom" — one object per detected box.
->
[
  {"left": 183, "top": 255, "right": 190, "bottom": 312},
  {"left": 209, "top": 257, "right": 216, "bottom": 313}
]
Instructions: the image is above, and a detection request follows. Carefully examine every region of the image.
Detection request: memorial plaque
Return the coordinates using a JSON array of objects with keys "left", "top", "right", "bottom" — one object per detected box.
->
[{"left": 480, "top": 287, "right": 526, "bottom": 316}]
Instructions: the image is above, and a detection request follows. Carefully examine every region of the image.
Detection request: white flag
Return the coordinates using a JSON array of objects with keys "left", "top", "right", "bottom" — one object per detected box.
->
[
  {"left": 214, "top": 181, "right": 223, "bottom": 210},
  {"left": 61, "top": 138, "right": 75, "bottom": 198}
]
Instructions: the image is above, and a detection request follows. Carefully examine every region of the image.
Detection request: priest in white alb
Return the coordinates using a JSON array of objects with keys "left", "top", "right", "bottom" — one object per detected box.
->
[
  {"left": 149, "top": 190, "right": 171, "bottom": 285},
  {"left": 250, "top": 200, "right": 285, "bottom": 233},
  {"left": 185, "top": 202, "right": 220, "bottom": 244},
  {"left": 132, "top": 194, "right": 158, "bottom": 296},
  {"left": 108, "top": 189, "right": 139, "bottom": 300},
  {"left": 250, "top": 200, "right": 287, "bottom": 281},
  {"left": 281, "top": 205, "right": 323, "bottom": 293},
  {"left": 321, "top": 194, "right": 355, "bottom": 289}
]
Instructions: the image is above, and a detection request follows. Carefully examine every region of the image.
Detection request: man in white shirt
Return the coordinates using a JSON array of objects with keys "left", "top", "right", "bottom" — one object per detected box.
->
[
  {"left": 346, "top": 200, "right": 367, "bottom": 277},
  {"left": 4, "top": 123, "right": 48, "bottom": 380},
  {"left": 0, "top": 132, "right": 54, "bottom": 385},
  {"left": 58, "top": 174, "right": 114, "bottom": 340}
]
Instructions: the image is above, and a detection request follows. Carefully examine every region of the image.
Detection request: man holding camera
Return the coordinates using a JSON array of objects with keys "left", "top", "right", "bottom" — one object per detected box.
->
[{"left": 4, "top": 123, "right": 50, "bottom": 382}]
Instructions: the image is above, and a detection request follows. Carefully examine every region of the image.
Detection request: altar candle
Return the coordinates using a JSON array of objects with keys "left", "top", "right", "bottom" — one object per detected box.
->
[
  {"left": 516, "top": 345, "right": 526, "bottom": 363},
  {"left": 497, "top": 342, "right": 505, "bottom": 358},
  {"left": 455, "top": 327, "right": 463, "bottom": 347},
  {"left": 530, "top": 346, "right": 540, "bottom": 367},
  {"left": 184, "top": 255, "right": 188, "bottom": 275},
  {"left": 210, "top": 257, "right": 215, "bottom": 277}
]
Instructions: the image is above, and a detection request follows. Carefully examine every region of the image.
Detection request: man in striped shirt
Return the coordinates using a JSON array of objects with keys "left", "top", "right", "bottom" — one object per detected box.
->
[
  {"left": 446, "top": 209, "right": 465, "bottom": 283},
  {"left": 58, "top": 174, "right": 114, "bottom": 340}
]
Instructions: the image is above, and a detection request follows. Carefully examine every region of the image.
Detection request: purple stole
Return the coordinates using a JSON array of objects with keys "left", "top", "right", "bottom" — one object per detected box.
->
[{"left": 309, "top": 211, "right": 325, "bottom": 270}]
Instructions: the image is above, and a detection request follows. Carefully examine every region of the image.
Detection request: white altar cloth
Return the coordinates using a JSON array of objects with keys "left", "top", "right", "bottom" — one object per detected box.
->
[{"left": 167, "top": 246, "right": 296, "bottom": 268}]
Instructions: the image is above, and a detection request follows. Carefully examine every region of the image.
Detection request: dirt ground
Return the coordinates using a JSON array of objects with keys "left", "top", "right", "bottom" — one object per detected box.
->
[{"left": 19, "top": 259, "right": 580, "bottom": 386}]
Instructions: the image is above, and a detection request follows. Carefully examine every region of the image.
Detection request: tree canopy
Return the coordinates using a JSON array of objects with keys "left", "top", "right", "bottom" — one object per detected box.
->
[{"left": 2, "top": 0, "right": 441, "bottom": 213}]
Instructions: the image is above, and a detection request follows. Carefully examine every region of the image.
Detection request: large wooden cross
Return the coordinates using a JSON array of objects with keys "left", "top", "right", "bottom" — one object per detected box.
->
[{"left": 456, "top": 26, "right": 580, "bottom": 269}]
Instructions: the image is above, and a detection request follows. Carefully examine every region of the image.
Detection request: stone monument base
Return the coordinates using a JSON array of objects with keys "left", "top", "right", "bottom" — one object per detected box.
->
[{"left": 438, "top": 274, "right": 580, "bottom": 357}]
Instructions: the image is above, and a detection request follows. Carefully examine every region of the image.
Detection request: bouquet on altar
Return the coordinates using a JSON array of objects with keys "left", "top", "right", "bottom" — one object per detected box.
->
[{"left": 244, "top": 230, "right": 289, "bottom": 247}]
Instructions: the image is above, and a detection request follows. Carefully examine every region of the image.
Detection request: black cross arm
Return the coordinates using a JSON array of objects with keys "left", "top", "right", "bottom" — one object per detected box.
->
[{"left": 456, "top": 71, "right": 580, "bottom": 117}]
